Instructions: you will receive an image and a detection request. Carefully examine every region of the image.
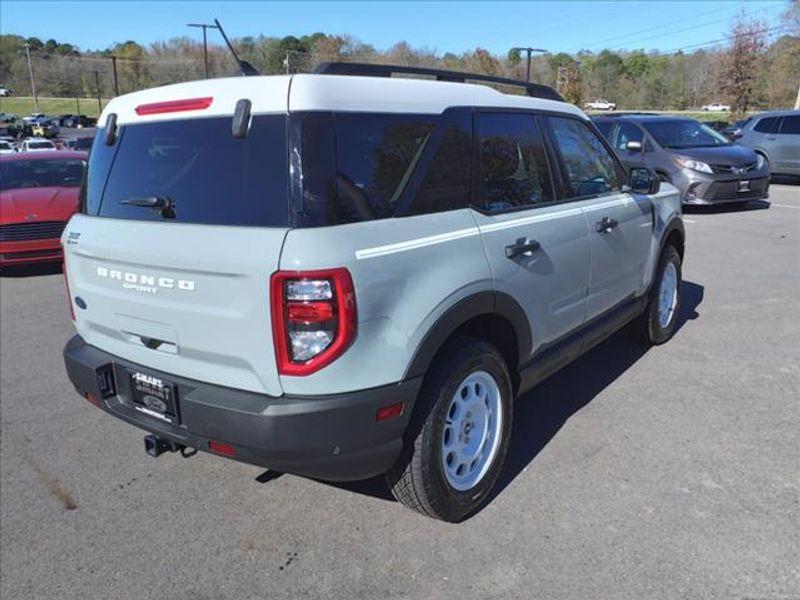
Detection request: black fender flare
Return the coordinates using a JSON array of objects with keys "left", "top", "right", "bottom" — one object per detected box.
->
[
  {"left": 661, "top": 216, "right": 685, "bottom": 259},
  {"left": 403, "top": 291, "right": 532, "bottom": 380}
]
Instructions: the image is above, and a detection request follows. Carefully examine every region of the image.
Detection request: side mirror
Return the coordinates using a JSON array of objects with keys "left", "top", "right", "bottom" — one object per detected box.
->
[
  {"left": 629, "top": 167, "right": 660, "bottom": 195},
  {"left": 626, "top": 140, "right": 643, "bottom": 153},
  {"left": 732, "top": 130, "right": 743, "bottom": 140}
]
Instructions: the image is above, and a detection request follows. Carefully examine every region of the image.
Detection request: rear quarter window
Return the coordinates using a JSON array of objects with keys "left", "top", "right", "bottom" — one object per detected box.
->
[{"left": 87, "top": 115, "right": 289, "bottom": 227}]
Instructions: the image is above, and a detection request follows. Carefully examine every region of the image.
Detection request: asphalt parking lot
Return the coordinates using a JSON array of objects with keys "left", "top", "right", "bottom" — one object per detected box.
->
[{"left": 2, "top": 185, "right": 798, "bottom": 600}]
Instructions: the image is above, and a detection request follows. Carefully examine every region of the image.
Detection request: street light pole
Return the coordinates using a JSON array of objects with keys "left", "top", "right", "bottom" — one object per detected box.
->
[
  {"left": 110, "top": 55, "right": 119, "bottom": 96},
  {"left": 188, "top": 23, "right": 218, "bottom": 78},
  {"left": 23, "top": 43, "right": 39, "bottom": 110},
  {"left": 93, "top": 70, "right": 102, "bottom": 113},
  {"left": 511, "top": 47, "right": 548, "bottom": 84}
]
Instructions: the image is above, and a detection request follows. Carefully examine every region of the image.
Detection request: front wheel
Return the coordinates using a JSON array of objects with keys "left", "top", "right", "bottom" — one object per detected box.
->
[
  {"left": 386, "top": 337, "right": 513, "bottom": 522},
  {"left": 632, "top": 244, "right": 682, "bottom": 345}
]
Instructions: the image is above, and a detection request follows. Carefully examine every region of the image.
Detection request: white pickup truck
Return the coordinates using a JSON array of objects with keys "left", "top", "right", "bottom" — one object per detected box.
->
[{"left": 584, "top": 99, "right": 617, "bottom": 111}]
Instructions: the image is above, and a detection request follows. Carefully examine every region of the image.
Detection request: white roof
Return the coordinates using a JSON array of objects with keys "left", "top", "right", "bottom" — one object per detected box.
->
[{"left": 101, "top": 73, "right": 586, "bottom": 125}]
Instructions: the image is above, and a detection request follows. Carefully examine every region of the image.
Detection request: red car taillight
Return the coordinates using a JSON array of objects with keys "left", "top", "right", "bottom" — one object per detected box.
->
[{"left": 270, "top": 268, "right": 357, "bottom": 376}]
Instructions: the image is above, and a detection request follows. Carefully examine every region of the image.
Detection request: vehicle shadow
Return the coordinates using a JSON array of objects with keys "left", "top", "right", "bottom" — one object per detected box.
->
[
  {"left": 684, "top": 199, "right": 771, "bottom": 215},
  {"left": 265, "top": 281, "right": 705, "bottom": 511},
  {"left": 0, "top": 262, "right": 63, "bottom": 278}
]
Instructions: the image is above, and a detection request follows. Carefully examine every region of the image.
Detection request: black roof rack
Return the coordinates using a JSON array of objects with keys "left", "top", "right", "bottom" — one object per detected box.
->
[{"left": 313, "top": 62, "right": 564, "bottom": 102}]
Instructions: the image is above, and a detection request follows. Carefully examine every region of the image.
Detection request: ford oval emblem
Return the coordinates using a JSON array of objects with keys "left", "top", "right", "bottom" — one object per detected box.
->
[
  {"left": 142, "top": 395, "right": 167, "bottom": 414},
  {"left": 75, "top": 296, "right": 87, "bottom": 310}
]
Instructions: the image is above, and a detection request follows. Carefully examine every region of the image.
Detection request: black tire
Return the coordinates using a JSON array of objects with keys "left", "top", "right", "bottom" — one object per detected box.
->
[
  {"left": 632, "top": 244, "right": 682, "bottom": 345},
  {"left": 386, "top": 336, "right": 513, "bottom": 522}
]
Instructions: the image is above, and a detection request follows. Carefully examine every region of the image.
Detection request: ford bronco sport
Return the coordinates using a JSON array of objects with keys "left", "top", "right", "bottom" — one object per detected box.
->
[{"left": 62, "top": 63, "right": 684, "bottom": 522}]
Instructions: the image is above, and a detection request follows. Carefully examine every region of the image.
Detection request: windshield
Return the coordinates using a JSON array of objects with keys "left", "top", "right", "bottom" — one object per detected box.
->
[
  {"left": 73, "top": 138, "right": 93, "bottom": 150},
  {"left": 28, "top": 141, "right": 54, "bottom": 149},
  {"left": 0, "top": 158, "right": 85, "bottom": 191},
  {"left": 0, "top": 142, "right": 12, "bottom": 150},
  {"left": 644, "top": 119, "right": 730, "bottom": 149}
]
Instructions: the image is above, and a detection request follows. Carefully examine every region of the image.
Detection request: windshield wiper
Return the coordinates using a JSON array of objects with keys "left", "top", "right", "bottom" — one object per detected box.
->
[{"left": 120, "top": 196, "right": 176, "bottom": 219}]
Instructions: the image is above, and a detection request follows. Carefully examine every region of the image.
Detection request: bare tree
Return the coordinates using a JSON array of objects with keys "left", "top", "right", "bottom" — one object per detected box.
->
[{"left": 719, "top": 17, "right": 767, "bottom": 116}]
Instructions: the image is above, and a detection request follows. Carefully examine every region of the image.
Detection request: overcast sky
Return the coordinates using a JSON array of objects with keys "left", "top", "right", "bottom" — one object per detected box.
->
[{"left": 1, "top": 1, "right": 790, "bottom": 55}]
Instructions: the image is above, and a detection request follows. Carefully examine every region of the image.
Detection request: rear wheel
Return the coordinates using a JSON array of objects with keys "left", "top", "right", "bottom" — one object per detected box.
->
[
  {"left": 632, "top": 244, "right": 682, "bottom": 345},
  {"left": 386, "top": 337, "right": 513, "bottom": 522}
]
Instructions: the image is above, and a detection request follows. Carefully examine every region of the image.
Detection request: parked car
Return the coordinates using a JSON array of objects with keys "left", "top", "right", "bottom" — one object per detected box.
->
[
  {"left": 0, "top": 87, "right": 13, "bottom": 96},
  {"left": 704, "top": 120, "right": 730, "bottom": 133},
  {"left": 584, "top": 98, "right": 617, "bottom": 111},
  {"left": 0, "top": 112, "right": 17, "bottom": 124},
  {"left": 734, "top": 110, "right": 800, "bottom": 177},
  {"left": 701, "top": 103, "right": 730, "bottom": 112},
  {"left": 721, "top": 117, "right": 751, "bottom": 141},
  {"left": 0, "top": 139, "right": 16, "bottom": 155},
  {"left": 64, "top": 115, "right": 97, "bottom": 128},
  {"left": 31, "top": 118, "right": 60, "bottom": 138},
  {"left": 20, "top": 137, "right": 56, "bottom": 152},
  {"left": 56, "top": 114, "right": 75, "bottom": 127},
  {"left": 22, "top": 112, "right": 47, "bottom": 123},
  {"left": 62, "top": 136, "right": 94, "bottom": 152},
  {"left": 593, "top": 114, "right": 769, "bottom": 205},
  {"left": 62, "top": 65, "right": 684, "bottom": 522},
  {"left": 0, "top": 150, "right": 86, "bottom": 267}
]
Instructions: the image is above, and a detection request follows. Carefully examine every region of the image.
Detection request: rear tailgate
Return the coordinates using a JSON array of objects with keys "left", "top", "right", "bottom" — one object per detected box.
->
[{"left": 64, "top": 76, "right": 292, "bottom": 396}]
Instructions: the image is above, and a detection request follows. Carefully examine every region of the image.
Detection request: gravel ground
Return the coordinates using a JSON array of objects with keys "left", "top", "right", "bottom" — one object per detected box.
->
[{"left": 2, "top": 185, "right": 798, "bottom": 600}]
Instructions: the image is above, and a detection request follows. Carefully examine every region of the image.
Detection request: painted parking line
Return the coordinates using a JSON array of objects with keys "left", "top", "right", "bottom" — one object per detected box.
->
[
  {"left": 770, "top": 203, "right": 800, "bottom": 210},
  {"left": 683, "top": 218, "right": 697, "bottom": 223}
]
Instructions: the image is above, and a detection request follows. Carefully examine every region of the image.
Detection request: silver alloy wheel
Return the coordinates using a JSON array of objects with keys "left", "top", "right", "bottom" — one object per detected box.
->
[
  {"left": 441, "top": 370, "right": 503, "bottom": 491},
  {"left": 658, "top": 262, "right": 678, "bottom": 328}
]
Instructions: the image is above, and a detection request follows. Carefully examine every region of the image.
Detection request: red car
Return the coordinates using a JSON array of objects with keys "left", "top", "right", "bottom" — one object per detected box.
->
[{"left": 1, "top": 151, "right": 86, "bottom": 267}]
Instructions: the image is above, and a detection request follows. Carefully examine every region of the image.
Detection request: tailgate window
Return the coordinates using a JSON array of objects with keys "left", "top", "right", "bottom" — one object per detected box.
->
[{"left": 87, "top": 115, "right": 288, "bottom": 226}]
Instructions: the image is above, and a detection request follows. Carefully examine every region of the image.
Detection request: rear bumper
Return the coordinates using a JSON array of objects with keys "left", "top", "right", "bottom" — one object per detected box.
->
[
  {"left": 63, "top": 335, "right": 421, "bottom": 481},
  {"left": 0, "top": 238, "right": 63, "bottom": 266}
]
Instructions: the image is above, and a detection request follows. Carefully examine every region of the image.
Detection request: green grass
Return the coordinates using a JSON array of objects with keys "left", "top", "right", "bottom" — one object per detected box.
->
[{"left": 0, "top": 96, "right": 108, "bottom": 118}]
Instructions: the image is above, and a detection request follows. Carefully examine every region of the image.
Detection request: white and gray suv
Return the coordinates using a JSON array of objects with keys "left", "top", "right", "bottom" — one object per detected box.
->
[{"left": 62, "top": 63, "right": 685, "bottom": 522}]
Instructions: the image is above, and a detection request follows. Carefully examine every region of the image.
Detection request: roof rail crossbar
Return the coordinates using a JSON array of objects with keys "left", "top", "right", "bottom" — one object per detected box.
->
[{"left": 313, "top": 62, "right": 564, "bottom": 102}]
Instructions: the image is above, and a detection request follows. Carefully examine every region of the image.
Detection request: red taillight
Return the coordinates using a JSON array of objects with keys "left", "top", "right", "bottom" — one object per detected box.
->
[
  {"left": 270, "top": 268, "right": 357, "bottom": 376},
  {"left": 376, "top": 402, "right": 404, "bottom": 422},
  {"left": 135, "top": 96, "right": 213, "bottom": 115},
  {"left": 208, "top": 440, "right": 236, "bottom": 457},
  {"left": 62, "top": 251, "right": 74, "bottom": 321}
]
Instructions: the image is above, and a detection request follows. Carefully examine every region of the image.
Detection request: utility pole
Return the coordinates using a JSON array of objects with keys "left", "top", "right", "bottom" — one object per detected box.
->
[
  {"left": 187, "top": 22, "right": 218, "bottom": 78},
  {"left": 93, "top": 70, "right": 102, "bottom": 113},
  {"left": 110, "top": 56, "right": 119, "bottom": 96},
  {"left": 23, "top": 43, "right": 39, "bottom": 110},
  {"left": 510, "top": 46, "right": 547, "bottom": 84}
]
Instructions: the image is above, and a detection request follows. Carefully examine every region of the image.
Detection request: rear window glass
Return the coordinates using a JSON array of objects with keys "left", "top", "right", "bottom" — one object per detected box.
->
[
  {"left": 778, "top": 115, "right": 800, "bottom": 134},
  {"left": 754, "top": 117, "right": 778, "bottom": 133},
  {"left": 1, "top": 158, "right": 85, "bottom": 191},
  {"left": 88, "top": 115, "right": 288, "bottom": 227}
]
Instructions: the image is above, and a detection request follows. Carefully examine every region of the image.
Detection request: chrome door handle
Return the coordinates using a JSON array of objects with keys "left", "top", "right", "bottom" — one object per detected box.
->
[
  {"left": 595, "top": 216, "right": 618, "bottom": 233},
  {"left": 505, "top": 238, "right": 541, "bottom": 258}
]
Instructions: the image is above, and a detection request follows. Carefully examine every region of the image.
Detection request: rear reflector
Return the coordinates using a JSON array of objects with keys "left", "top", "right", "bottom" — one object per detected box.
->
[
  {"left": 376, "top": 402, "right": 404, "bottom": 422},
  {"left": 61, "top": 252, "right": 74, "bottom": 321},
  {"left": 208, "top": 440, "right": 236, "bottom": 458},
  {"left": 135, "top": 96, "right": 213, "bottom": 116}
]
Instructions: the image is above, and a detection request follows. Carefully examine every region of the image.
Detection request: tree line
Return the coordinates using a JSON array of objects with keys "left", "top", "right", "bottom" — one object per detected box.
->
[{"left": 1, "top": 7, "right": 797, "bottom": 114}]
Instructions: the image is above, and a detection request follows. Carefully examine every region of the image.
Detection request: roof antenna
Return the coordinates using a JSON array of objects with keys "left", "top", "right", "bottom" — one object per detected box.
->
[{"left": 214, "top": 18, "right": 260, "bottom": 76}]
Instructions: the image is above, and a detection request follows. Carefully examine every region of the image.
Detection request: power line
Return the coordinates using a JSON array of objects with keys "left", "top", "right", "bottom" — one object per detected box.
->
[
  {"left": 573, "top": 3, "right": 785, "bottom": 53},
  {"left": 664, "top": 24, "right": 791, "bottom": 54},
  {"left": 565, "top": 3, "right": 742, "bottom": 52}
]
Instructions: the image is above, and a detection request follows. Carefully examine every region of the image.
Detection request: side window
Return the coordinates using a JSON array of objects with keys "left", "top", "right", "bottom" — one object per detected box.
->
[
  {"left": 476, "top": 113, "right": 553, "bottom": 212},
  {"left": 594, "top": 121, "right": 614, "bottom": 142},
  {"left": 412, "top": 111, "right": 472, "bottom": 215},
  {"left": 778, "top": 115, "right": 800, "bottom": 135},
  {"left": 754, "top": 117, "right": 779, "bottom": 133},
  {"left": 334, "top": 114, "right": 437, "bottom": 222},
  {"left": 614, "top": 123, "right": 643, "bottom": 151},
  {"left": 548, "top": 116, "right": 621, "bottom": 198}
]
